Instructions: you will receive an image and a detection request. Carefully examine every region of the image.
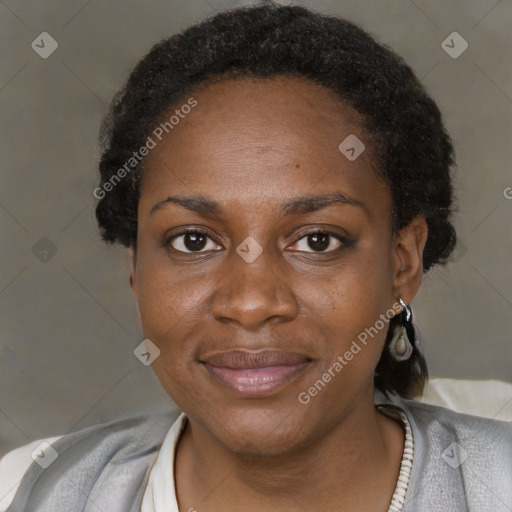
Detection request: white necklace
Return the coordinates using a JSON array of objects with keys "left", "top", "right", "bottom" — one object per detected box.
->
[{"left": 376, "top": 405, "right": 414, "bottom": 512}]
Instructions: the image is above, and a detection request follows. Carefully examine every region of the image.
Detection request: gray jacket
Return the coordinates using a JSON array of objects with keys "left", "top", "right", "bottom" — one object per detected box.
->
[{"left": 6, "top": 398, "right": 512, "bottom": 512}]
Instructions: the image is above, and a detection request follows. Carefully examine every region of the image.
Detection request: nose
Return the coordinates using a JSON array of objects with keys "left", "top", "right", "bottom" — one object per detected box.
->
[{"left": 211, "top": 247, "right": 299, "bottom": 331}]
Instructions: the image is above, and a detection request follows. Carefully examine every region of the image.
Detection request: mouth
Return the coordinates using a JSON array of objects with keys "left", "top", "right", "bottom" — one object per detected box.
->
[{"left": 199, "top": 349, "right": 313, "bottom": 398}]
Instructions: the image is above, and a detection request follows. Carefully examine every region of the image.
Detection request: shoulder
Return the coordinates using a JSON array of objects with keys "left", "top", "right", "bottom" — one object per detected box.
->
[
  {"left": 0, "top": 410, "right": 178, "bottom": 512},
  {"left": 402, "top": 398, "right": 512, "bottom": 451},
  {"left": 379, "top": 395, "right": 512, "bottom": 470},
  {"left": 400, "top": 399, "right": 512, "bottom": 510},
  {"left": 402, "top": 377, "right": 512, "bottom": 451},
  {"left": 0, "top": 435, "right": 63, "bottom": 512}
]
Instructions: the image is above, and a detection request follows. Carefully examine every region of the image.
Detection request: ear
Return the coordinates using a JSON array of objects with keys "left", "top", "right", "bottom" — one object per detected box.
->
[
  {"left": 128, "top": 245, "right": 138, "bottom": 300},
  {"left": 391, "top": 215, "right": 428, "bottom": 304},
  {"left": 128, "top": 245, "right": 142, "bottom": 324}
]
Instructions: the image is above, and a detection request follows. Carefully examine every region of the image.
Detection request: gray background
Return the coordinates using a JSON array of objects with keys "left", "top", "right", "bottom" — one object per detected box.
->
[{"left": 1, "top": 0, "right": 511, "bottom": 455}]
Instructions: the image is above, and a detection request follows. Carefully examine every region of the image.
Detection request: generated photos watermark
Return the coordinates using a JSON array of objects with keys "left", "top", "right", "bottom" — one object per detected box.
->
[
  {"left": 298, "top": 300, "right": 402, "bottom": 405},
  {"left": 93, "top": 97, "right": 198, "bottom": 199}
]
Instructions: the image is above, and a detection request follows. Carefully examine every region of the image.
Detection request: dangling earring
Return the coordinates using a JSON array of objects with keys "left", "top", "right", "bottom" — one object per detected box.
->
[{"left": 389, "top": 297, "right": 414, "bottom": 361}]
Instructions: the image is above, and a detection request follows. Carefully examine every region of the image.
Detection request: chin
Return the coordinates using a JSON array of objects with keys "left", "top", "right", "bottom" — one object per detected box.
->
[{"left": 207, "top": 404, "right": 312, "bottom": 457}]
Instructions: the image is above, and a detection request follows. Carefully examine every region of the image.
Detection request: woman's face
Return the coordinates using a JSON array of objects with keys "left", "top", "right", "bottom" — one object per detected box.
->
[{"left": 130, "top": 75, "right": 426, "bottom": 456}]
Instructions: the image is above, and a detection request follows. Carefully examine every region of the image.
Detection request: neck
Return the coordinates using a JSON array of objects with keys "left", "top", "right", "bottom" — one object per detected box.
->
[{"left": 175, "top": 387, "right": 404, "bottom": 512}]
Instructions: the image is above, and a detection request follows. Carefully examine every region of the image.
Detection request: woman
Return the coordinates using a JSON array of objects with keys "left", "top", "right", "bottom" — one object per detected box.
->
[{"left": 2, "top": 3, "right": 511, "bottom": 511}]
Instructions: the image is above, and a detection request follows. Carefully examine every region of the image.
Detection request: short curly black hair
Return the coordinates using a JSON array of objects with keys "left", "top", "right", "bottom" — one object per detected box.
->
[{"left": 95, "top": 2, "right": 457, "bottom": 398}]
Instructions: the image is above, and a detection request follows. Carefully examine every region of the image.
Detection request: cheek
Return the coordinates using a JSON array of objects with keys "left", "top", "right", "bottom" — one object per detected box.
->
[
  {"left": 135, "top": 260, "right": 203, "bottom": 404},
  {"left": 134, "top": 252, "right": 218, "bottom": 378},
  {"left": 312, "top": 248, "right": 394, "bottom": 364},
  {"left": 136, "top": 253, "right": 202, "bottom": 334}
]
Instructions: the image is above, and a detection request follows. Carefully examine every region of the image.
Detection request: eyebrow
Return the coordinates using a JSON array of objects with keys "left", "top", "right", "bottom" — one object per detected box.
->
[{"left": 149, "top": 191, "right": 366, "bottom": 217}]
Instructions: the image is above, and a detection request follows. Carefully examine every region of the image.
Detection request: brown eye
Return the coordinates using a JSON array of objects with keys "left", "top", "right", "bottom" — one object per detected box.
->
[
  {"left": 167, "top": 230, "right": 222, "bottom": 253},
  {"left": 290, "top": 230, "right": 347, "bottom": 253}
]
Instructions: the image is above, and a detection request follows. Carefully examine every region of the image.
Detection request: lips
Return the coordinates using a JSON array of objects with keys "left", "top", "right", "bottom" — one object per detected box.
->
[
  {"left": 203, "top": 349, "right": 310, "bottom": 369},
  {"left": 200, "top": 349, "right": 312, "bottom": 397}
]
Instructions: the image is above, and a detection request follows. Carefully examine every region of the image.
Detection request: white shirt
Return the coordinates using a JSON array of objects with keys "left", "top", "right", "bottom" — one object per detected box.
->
[{"left": 140, "top": 412, "right": 188, "bottom": 512}]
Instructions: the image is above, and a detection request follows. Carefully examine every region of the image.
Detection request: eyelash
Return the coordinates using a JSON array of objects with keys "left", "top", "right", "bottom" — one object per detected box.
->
[{"left": 164, "top": 227, "right": 351, "bottom": 254}]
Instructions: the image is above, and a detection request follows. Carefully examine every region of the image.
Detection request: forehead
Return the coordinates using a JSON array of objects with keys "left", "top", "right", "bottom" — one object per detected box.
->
[{"left": 140, "top": 75, "right": 390, "bottom": 219}]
